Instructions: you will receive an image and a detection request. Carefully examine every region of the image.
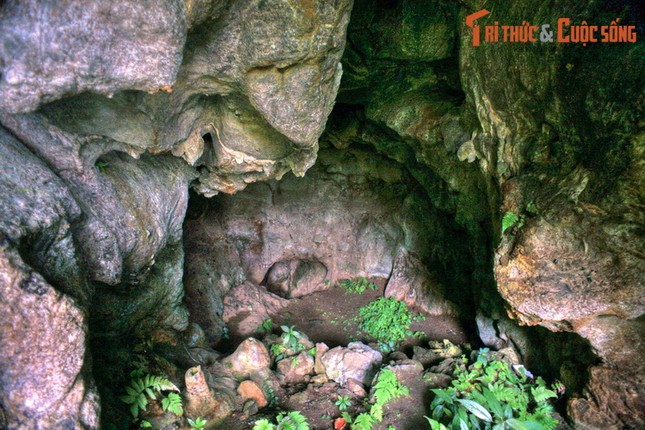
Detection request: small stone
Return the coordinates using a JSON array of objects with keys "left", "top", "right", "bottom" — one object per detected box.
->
[
  {"left": 237, "top": 380, "right": 268, "bottom": 408},
  {"left": 412, "top": 346, "right": 442, "bottom": 367},
  {"left": 311, "top": 374, "right": 328, "bottom": 384},
  {"left": 242, "top": 399, "right": 259, "bottom": 418},
  {"left": 314, "top": 342, "right": 330, "bottom": 374},
  {"left": 422, "top": 371, "right": 453, "bottom": 388},
  {"left": 346, "top": 378, "right": 367, "bottom": 398}
]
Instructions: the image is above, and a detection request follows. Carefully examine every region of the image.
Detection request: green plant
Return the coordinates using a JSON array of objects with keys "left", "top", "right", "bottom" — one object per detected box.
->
[
  {"left": 426, "top": 350, "right": 559, "bottom": 430},
  {"left": 359, "top": 297, "right": 418, "bottom": 348},
  {"left": 271, "top": 343, "right": 288, "bottom": 361},
  {"left": 339, "top": 277, "right": 377, "bottom": 294},
  {"left": 188, "top": 417, "right": 208, "bottom": 429},
  {"left": 259, "top": 318, "right": 273, "bottom": 333},
  {"left": 139, "top": 421, "right": 152, "bottom": 428},
  {"left": 253, "top": 411, "right": 310, "bottom": 430},
  {"left": 351, "top": 369, "right": 409, "bottom": 430},
  {"left": 501, "top": 211, "right": 525, "bottom": 234},
  {"left": 95, "top": 160, "right": 109, "bottom": 172},
  {"left": 161, "top": 392, "right": 183, "bottom": 416},
  {"left": 120, "top": 370, "right": 179, "bottom": 418},
  {"left": 281, "top": 325, "right": 305, "bottom": 352},
  {"left": 291, "top": 357, "right": 300, "bottom": 368},
  {"left": 335, "top": 395, "right": 351, "bottom": 411}
]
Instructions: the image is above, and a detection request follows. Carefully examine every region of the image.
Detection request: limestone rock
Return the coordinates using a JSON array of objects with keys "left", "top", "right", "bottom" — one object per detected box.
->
[
  {"left": 266, "top": 259, "right": 329, "bottom": 299},
  {"left": 412, "top": 346, "right": 442, "bottom": 368},
  {"left": 184, "top": 366, "right": 233, "bottom": 424},
  {"left": 321, "top": 342, "right": 383, "bottom": 386},
  {"left": 384, "top": 247, "right": 458, "bottom": 316},
  {"left": 277, "top": 351, "right": 315, "bottom": 384},
  {"left": 0, "top": 0, "right": 186, "bottom": 113},
  {"left": 237, "top": 381, "right": 268, "bottom": 408},
  {"left": 221, "top": 338, "right": 271, "bottom": 379},
  {"left": 221, "top": 282, "right": 288, "bottom": 342},
  {"left": 314, "top": 342, "right": 330, "bottom": 374},
  {"left": 422, "top": 372, "right": 452, "bottom": 388}
]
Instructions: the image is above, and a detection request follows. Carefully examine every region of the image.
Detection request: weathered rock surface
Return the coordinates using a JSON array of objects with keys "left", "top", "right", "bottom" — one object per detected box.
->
[
  {"left": 276, "top": 351, "right": 315, "bottom": 384},
  {"left": 0, "top": 0, "right": 187, "bottom": 113},
  {"left": 321, "top": 342, "right": 382, "bottom": 386},
  {"left": 184, "top": 366, "right": 233, "bottom": 424},
  {"left": 221, "top": 338, "right": 271, "bottom": 380},
  {"left": 266, "top": 259, "right": 329, "bottom": 299},
  {"left": 183, "top": 145, "right": 461, "bottom": 340},
  {"left": 237, "top": 380, "right": 268, "bottom": 409},
  {"left": 0, "top": 0, "right": 353, "bottom": 427},
  {"left": 385, "top": 247, "right": 458, "bottom": 316}
]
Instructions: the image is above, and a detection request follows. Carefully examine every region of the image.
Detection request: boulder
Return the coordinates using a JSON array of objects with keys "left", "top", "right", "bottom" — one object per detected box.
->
[
  {"left": 277, "top": 351, "right": 315, "bottom": 384},
  {"left": 321, "top": 342, "right": 383, "bottom": 386},
  {"left": 221, "top": 338, "right": 271, "bottom": 379},
  {"left": 266, "top": 259, "right": 329, "bottom": 298}
]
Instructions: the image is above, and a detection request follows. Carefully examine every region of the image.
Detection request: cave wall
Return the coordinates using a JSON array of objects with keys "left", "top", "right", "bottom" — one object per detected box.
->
[
  {"left": 0, "top": 0, "right": 352, "bottom": 428},
  {"left": 0, "top": 0, "right": 642, "bottom": 429},
  {"left": 183, "top": 143, "right": 466, "bottom": 343}
]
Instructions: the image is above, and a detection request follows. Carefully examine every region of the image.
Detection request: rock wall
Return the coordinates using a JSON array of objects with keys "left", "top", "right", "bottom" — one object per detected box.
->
[
  {"left": 0, "top": 0, "right": 352, "bottom": 428},
  {"left": 183, "top": 144, "right": 464, "bottom": 343},
  {"left": 0, "top": 0, "right": 642, "bottom": 428}
]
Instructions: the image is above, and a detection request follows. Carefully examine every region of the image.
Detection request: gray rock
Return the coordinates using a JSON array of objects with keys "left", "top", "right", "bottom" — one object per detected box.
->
[
  {"left": 0, "top": 0, "right": 187, "bottom": 113},
  {"left": 321, "top": 342, "right": 382, "bottom": 386}
]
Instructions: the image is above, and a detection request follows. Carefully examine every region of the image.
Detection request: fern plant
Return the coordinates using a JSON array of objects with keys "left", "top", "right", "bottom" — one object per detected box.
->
[
  {"left": 161, "top": 392, "right": 183, "bottom": 416},
  {"left": 339, "top": 277, "right": 377, "bottom": 294},
  {"left": 253, "top": 411, "right": 310, "bottom": 430},
  {"left": 351, "top": 369, "right": 409, "bottom": 430},
  {"left": 426, "top": 350, "right": 559, "bottom": 429},
  {"left": 359, "top": 297, "right": 420, "bottom": 349},
  {"left": 120, "top": 370, "right": 179, "bottom": 418}
]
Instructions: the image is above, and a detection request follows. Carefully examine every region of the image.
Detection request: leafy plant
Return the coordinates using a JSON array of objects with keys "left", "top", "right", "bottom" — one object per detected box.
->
[
  {"left": 351, "top": 369, "right": 409, "bottom": 430},
  {"left": 253, "top": 411, "right": 310, "bottom": 430},
  {"left": 120, "top": 370, "right": 179, "bottom": 418},
  {"left": 359, "top": 297, "right": 418, "bottom": 348},
  {"left": 339, "top": 277, "right": 377, "bottom": 294},
  {"left": 161, "top": 392, "right": 183, "bottom": 416},
  {"left": 281, "top": 325, "right": 305, "bottom": 352},
  {"left": 271, "top": 343, "right": 288, "bottom": 361},
  {"left": 426, "top": 350, "right": 559, "bottom": 430},
  {"left": 259, "top": 318, "right": 274, "bottom": 333},
  {"left": 501, "top": 211, "right": 525, "bottom": 234},
  {"left": 188, "top": 417, "right": 208, "bottom": 429},
  {"left": 139, "top": 421, "right": 152, "bottom": 428},
  {"left": 291, "top": 357, "right": 300, "bottom": 368},
  {"left": 335, "top": 395, "right": 351, "bottom": 411},
  {"left": 95, "top": 160, "right": 109, "bottom": 173}
]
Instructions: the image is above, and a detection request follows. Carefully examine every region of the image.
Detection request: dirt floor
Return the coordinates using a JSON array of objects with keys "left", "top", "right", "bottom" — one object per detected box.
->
[{"left": 266, "top": 278, "right": 467, "bottom": 350}]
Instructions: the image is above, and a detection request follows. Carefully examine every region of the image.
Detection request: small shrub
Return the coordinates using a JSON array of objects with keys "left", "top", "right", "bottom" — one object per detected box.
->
[
  {"left": 501, "top": 211, "right": 525, "bottom": 234},
  {"left": 161, "top": 392, "right": 183, "bottom": 416},
  {"left": 426, "top": 350, "right": 560, "bottom": 429},
  {"left": 359, "top": 297, "right": 418, "bottom": 348}
]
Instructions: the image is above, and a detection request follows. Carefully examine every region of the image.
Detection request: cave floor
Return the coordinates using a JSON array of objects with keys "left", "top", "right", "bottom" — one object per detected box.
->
[{"left": 222, "top": 278, "right": 468, "bottom": 356}]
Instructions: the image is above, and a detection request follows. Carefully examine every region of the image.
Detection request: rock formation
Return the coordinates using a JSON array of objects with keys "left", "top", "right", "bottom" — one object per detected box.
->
[{"left": 0, "top": 0, "right": 642, "bottom": 428}]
